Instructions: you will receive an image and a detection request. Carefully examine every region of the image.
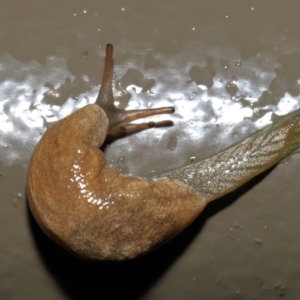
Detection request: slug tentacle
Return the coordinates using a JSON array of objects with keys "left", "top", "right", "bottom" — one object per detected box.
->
[
  {"left": 157, "top": 110, "right": 300, "bottom": 202},
  {"left": 96, "top": 43, "right": 174, "bottom": 136}
]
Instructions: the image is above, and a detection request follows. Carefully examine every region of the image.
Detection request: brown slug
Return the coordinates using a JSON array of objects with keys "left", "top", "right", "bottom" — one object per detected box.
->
[{"left": 27, "top": 44, "right": 300, "bottom": 261}]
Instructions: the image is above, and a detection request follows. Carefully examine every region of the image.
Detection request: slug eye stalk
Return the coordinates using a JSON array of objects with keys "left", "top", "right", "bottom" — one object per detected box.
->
[{"left": 96, "top": 44, "right": 174, "bottom": 139}]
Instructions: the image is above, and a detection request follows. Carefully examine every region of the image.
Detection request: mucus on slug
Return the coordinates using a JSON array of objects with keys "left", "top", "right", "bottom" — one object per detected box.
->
[{"left": 27, "top": 44, "right": 300, "bottom": 261}]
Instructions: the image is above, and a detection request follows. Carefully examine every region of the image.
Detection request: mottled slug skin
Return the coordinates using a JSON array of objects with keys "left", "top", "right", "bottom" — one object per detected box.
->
[
  {"left": 158, "top": 109, "right": 300, "bottom": 202},
  {"left": 27, "top": 104, "right": 206, "bottom": 261}
]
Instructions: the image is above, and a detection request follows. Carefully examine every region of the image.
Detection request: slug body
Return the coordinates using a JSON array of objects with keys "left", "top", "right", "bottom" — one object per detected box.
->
[
  {"left": 27, "top": 44, "right": 300, "bottom": 261},
  {"left": 27, "top": 44, "right": 205, "bottom": 261},
  {"left": 27, "top": 104, "right": 205, "bottom": 260}
]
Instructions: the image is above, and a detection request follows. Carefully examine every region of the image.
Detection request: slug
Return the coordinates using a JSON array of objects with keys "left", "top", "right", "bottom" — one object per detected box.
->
[{"left": 27, "top": 44, "right": 300, "bottom": 261}]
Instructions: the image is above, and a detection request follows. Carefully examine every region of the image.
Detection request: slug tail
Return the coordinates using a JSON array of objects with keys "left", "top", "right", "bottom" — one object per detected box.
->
[{"left": 157, "top": 109, "right": 300, "bottom": 203}]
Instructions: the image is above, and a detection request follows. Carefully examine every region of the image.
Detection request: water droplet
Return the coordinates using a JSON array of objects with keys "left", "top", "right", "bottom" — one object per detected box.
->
[
  {"left": 225, "top": 15, "right": 229, "bottom": 19},
  {"left": 220, "top": 59, "right": 229, "bottom": 70},
  {"left": 190, "top": 156, "right": 196, "bottom": 163},
  {"left": 254, "top": 238, "right": 262, "bottom": 245},
  {"left": 73, "top": 13, "right": 77, "bottom": 17},
  {"left": 117, "top": 156, "right": 125, "bottom": 165},
  {"left": 33, "top": 89, "right": 37, "bottom": 94},
  {"left": 236, "top": 290, "right": 240, "bottom": 295},
  {"left": 192, "top": 27, "right": 195, "bottom": 31},
  {"left": 83, "top": 10, "right": 87, "bottom": 14},
  {"left": 121, "top": 7, "right": 125, "bottom": 11},
  {"left": 118, "top": 165, "right": 129, "bottom": 175},
  {"left": 166, "top": 136, "right": 177, "bottom": 151},
  {"left": 231, "top": 94, "right": 242, "bottom": 102},
  {"left": 251, "top": 7, "right": 255, "bottom": 11},
  {"left": 235, "top": 60, "right": 242, "bottom": 67},
  {"left": 212, "top": 145, "right": 217, "bottom": 151},
  {"left": 84, "top": 95, "right": 87, "bottom": 99},
  {"left": 219, "top": 79, "right": 224, "bottom": 83},
  {"left": 197, "top": 84, "right": 208, "bottom": 91},
  {"left": 226, "top": 81, "right": 239, "bottom": 97}
]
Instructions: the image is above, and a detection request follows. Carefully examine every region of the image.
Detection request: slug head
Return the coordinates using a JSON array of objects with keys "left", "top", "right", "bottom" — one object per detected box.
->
[{"left": 96, "top": 44, "right": 175, "bottom": 139}]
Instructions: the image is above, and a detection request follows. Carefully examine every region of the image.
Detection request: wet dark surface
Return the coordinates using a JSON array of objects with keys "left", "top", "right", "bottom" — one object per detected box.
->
[{"left": 1, "top": 1, "right": 300, "bottom": 299}]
